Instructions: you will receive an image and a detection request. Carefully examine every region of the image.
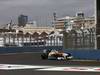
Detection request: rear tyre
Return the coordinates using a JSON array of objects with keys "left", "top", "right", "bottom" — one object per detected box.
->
[{"left": 41, "top": 53, "right": 48, "bottom": 59}]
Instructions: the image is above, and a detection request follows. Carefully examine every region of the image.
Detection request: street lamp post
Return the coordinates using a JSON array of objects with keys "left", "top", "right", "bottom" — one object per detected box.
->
[{"left": 96, "top": 0, "right": 100, "bottom": 49}]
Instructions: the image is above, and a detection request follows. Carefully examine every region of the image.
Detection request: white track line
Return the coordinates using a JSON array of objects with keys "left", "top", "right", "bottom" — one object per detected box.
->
[{"left": 0, "top": 64, "right": 100, "bottom": 72}]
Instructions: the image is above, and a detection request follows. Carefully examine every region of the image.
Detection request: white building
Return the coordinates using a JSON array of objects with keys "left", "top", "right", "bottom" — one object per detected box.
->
[{"left": 54, "top": 13, "right": 95, "bottom": 30}]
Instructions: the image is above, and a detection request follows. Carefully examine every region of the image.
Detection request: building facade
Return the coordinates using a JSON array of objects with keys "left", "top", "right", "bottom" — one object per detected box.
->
[
  {"left": 54, "top": 13, "right": 95, "bottom": 30},
  {"left": 54, "top": 16, "right": 74, "bottom": 30},
  {"left": 18, "top": 14, "right": 28, "bottom": 27}
]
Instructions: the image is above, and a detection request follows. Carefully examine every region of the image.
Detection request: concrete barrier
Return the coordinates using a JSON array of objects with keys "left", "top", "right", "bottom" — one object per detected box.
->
[
  {"left": 64, "top": 49, "right": 100, "bottom": 60},
  {"left": 0, "top": 46, "right": 100, "bottom": 60},
  {"left": 0, "top": 46, "right": 63, "bottom": 53}
]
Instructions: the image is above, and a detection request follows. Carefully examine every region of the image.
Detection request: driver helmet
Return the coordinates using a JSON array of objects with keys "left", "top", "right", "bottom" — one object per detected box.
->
[{"left": 43, "top": 49, "right": 47, "bottom": 53}]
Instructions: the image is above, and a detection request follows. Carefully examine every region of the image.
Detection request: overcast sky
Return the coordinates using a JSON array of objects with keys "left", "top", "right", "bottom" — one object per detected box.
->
[{"left": 0, "top": 0, "right": 95, "bottom": 26}]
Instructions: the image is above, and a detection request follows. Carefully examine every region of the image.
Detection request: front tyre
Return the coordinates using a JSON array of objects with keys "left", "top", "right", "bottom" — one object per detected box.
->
[{"left": 66, "top": 56, "right": 73, "bottom": 60}]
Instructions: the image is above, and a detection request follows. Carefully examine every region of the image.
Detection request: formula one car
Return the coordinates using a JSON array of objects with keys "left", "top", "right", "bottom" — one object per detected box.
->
[{"left": 41, "top": 50, "right": 73, "bottom": 60}]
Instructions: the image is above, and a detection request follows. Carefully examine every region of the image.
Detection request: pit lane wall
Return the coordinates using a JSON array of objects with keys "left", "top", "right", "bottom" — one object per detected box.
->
[{"left": 64, "top": 49, "right": 100, "bottom": 60}]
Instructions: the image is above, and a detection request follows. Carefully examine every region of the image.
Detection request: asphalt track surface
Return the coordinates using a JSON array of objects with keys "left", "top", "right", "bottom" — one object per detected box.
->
[{"left": 0, "top": 52, "right": 100, "bottom": 75}]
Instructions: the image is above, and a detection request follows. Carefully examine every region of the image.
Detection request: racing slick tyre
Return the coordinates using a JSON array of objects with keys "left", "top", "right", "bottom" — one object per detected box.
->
[{"left": 41, "top": 53, "right": 48, "bottom": 59}]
